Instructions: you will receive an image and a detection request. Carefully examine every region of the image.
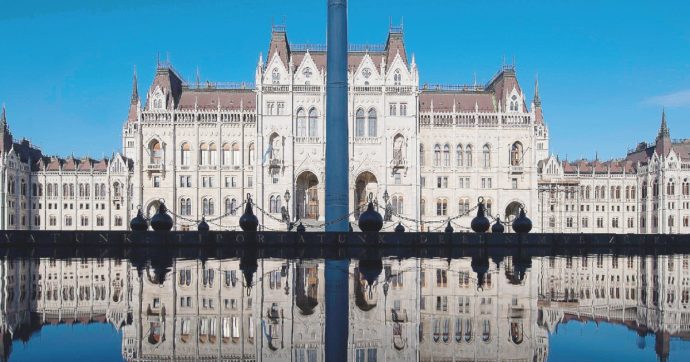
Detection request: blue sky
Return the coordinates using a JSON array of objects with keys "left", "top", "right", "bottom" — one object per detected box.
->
[{"left": 1, "top": 0, "right": 689, "bottom": 160}]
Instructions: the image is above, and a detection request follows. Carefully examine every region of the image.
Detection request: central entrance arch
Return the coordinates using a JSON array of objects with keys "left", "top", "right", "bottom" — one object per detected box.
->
[
  {"left": 296, "top": 171, "right": 319, "bottom": 220},
  {"left": 354, "top": 171, "right": 378, "bottom": 218}
]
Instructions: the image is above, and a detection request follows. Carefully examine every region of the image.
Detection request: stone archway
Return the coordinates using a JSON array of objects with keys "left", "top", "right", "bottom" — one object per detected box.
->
[
  {"left": 505, "top": 201, "right": 523, "bottom": 223},
  {"left": 354, "top": 171, "right": 378, "bottom": 218},
  {"left": 296, "top": 172, "right": 319, "bottom": 220},
  {"left": 145, "top": 200, "right": 161, "bottom": 219}
]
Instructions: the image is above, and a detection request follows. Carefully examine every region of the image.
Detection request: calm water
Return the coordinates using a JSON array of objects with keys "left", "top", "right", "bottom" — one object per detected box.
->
[{"left": 1, "top": 254, "right": 689, "bottom": 361}]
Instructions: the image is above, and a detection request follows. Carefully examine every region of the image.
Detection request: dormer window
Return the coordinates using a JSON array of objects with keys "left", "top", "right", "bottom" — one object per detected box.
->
[
  {"left": 509, "top": 94, "right": 519, "bottom": 112},
  {"left": 393, "top": 69, "right": 401, "bottom": 85},
  {"left": 302, "top": 67, "right": 312, "bottom": 78},
  {"left": 272, "top": 68, "right": 280, "bottom": 84},
  {"left": 151, "top": 89, "right": 165, "bottom": 110}
]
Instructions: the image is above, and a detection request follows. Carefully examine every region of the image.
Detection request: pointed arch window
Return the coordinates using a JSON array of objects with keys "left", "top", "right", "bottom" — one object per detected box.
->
[
  {"left": 392, "top": 195, "right": 404, "bottom": 214},
  {"left": 231, "top": 143, "right": 240, "bottom": 166},
  {"left": 510, "top": 142, "right": 523, "bottom": 166},
  {"left": 482, "top": 144, "right": 491, "bottom": 168},
  {"left": 271, "top": 68, "right": 280, "bottom": 84},
  {"left": 209, "top": 143, "right": 217, "bottom": 165},
  {"left": 465, "top": 145, "right": 473, "bottom": 167},
  {"left": 296, "top": 109, "right": 307, "bottom": 138},
  {"left": 393, "top": 69, "right": 402, "bottom": 86},
  {"left": 308, "top": 108, "right": 318, "bottom": 137},
  {"left": 433, "top": 144, "right": 442, "bottom": 167},
  {"left": 150, "top": 140, "right": 162, "bottom": 164},
  {"left": 355, "top": 109, "right": 365, "bottom": 137},
  {"left": 368, "top": 109, "right": 377, "bottom": 137},
  {"left": 180, "top": 142, "right": 191, "bottom": 166},
  {"left": 199, "top": 143, "right": 209, "bottom": 166},
  {"left": 456, "top": 144, "right": 464, "bottom": 167},
  {"left": 222, "top": 144, "right": 231, "bottom": 166},
  {"left": 269, "top": 195, "right": 282, "bottom": 214}
]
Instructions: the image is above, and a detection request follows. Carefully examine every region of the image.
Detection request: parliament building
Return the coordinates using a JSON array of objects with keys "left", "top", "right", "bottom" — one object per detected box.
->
[{"left": 0, "top": 25, "right": 685, "bottom": 233}]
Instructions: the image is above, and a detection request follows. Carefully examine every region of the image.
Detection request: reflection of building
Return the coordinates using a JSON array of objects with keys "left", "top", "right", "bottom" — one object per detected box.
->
[
  {"left": 0, "top": 258, "right": 131, "bottom": 361},
  {"left": 121, "top": 258, "right": 326, "bottom": 361},
  {"left": 537, "top": 254, "right": 690, "bottom": 361},
  {"left": 1, "top": 254, "right": 689, "bottom": 361}
]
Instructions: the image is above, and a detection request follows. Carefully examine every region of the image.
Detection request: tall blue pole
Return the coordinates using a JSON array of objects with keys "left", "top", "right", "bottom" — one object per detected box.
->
[{"left": 325, "top": 0, "right": 349, "bottom": 361}]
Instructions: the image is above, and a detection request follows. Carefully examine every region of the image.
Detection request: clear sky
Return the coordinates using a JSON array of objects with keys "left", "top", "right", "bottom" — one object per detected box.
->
[{"left": 1, "top": 0, "right": 689, "bottom": 160}]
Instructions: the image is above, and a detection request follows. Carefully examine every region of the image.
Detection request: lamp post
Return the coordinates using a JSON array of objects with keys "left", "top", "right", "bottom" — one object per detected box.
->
[{"left": 284, "top": 189, "right": 291, "bottom": 220}]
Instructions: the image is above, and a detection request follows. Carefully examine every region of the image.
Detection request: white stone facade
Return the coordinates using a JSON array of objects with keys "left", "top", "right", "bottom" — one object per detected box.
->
[{"left": 0, "top": 25, "right": 687, "bottom": 233}]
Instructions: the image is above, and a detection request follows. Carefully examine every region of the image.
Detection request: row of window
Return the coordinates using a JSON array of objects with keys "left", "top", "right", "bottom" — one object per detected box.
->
[
  {"left": 420, "top": 198, "right": 494, "bottom": 217},
  {"left": 5, "top": 179, "right": 124, "bottom": 199},
  {"left": 420, "top": 142, "right": 524, "bottom": 168},
  {"left": 179, "top": 198, "right": 241, "bottom": 217}
]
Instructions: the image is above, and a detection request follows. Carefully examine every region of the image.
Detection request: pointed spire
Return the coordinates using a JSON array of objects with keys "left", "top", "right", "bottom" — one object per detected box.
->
[
  {"left": 1, "top": 103, "right": 6, "bottom": 127},
  {"left": 658, "top": 108, "right": 670, "bottom": 139},
  {"left": 130, "top": 66, "right": 139, "bottom": 103},
  {"left": 534, "top": 74, "right": 541, "bottom": 106}
]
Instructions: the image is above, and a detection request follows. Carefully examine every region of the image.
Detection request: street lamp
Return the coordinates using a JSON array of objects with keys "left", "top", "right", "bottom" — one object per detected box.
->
[
  {"left": 283, "top": 189, "right": 292, "bottom": 230},
  {"left": 382, "top": 189, "right": 392, "bottom": 222}
]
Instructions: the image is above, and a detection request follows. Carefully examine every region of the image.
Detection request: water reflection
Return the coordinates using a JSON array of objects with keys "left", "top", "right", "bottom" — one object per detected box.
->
[{"left": 0, "top": 255, "right": 688, "bottom": 361}]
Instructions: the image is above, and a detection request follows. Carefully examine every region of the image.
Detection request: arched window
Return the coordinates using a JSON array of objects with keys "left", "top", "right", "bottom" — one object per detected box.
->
[
  {"left": 625, "top": 186, "right": 630, "bottom": 200},
  {"left": 47, "top": 183, "right": 53, "bottom": 198},
  {"left": 180, "top": 143, "right": 191, "bottom": 166},
  {"left": 616, "top": 186, "right": 621, "bottom": 200},
  {"left": 230, "top": 198, "right": 238, "bottom": 215},
  {"left": 368, "top": 109, "right": 377, "bottom": 137},
  {"left": 420, "top": 198, "right": 426, "bottom": 216},
  {"left": 482, "top": 144, "right": 491, "bottom": 168},
  {"left": 199, "top": 143, "right": 209, "bottom": 166},
  {"left": 100, "top": 183, "right": 106, "bottom": 198},
  {"left": 419, "top": 144, "right": 425, "bottom": 167},
  {"left": 642, "top": 181, "right": 648, "bottom": 198},
  {"left": 465, "top": 145, "right": 473, "bottom": 167},
  {"left": 433, "top": 144, "right": 442, "bottom": 167},
  {"left": 150, "top": 140, "right": 162, "bottom": 164},
  {"left": 684, "top": 179, "right": 690, "bottom": 196},
  {"left": 248, "top": 144, "right": 255, "bottom": 165},
  {"left": 393, "top": 69, "right": 402, "bottom": 85},
  {"left": 485, "top": 198, "right": 493, "bottom": 216},
  {"left": 510, "top": 142, "right": 523, "bottom": 166},
  {"left": 436, "top": 198, "right": 448, "bottom": 216},
  {"left": 180, "top": 198, "right": 192, "bottom": 216},
  {"left": 308, "top": 108, "right": 318, "bottom": 137},
  {"left": 631, "top": 186, "right": 636, "bottom": 199},
  {"left": 296, "top": 108, "right": 307, "bottom": 138},
  {"left": 443, "top": 144, "right": 450, "bottom": 167},
  {"left": 203, "top": 198, "right": 215, "bottom": 216},
  {"left": 586, "top": 186, "right": 591, "bottom": 199},
  {"left": 653, "top": 180, "right": 659, "bottom": 197},
  {"left": 355, "top": 109, "right": 365, "bottom": 137},
  {"left": 668, "top": 179, "right": 675, "bottom": 196},
  {"left": 269, "top": 195, "right": 282, "bottom": 214},
  {"left": 222, "top": 144, "right": 231, "bottom": 166},
  {"left": 458, "top": 198, "right": 470, "bottom": 215},
  {"left": 393, "top": 135, "right": 405, "bottom": 163},
  {"left": 456, "top": 144, "right": 464, "bottom": 167},
  {"left": 231, "top": 143, "right": 240, "bottom": 166},
  {"left": 392, "top": 195, "right": 403, "bottom": 214},
  {"left": 209, "top": 143, "right": 217, "bottom": 165},
  {"left": 271, "top": 68, "right": 280, "bottom": 84}
]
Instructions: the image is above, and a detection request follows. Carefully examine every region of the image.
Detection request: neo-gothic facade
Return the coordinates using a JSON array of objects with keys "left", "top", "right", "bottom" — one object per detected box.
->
[{"left": 0, "top": 25, "right": 686, "bottom": 233}]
